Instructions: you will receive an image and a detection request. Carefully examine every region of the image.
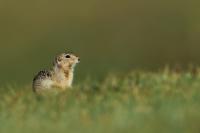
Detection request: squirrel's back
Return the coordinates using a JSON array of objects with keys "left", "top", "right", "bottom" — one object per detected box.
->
[{"left": 32, "top": 70, "right": 53, "bottom": 92}]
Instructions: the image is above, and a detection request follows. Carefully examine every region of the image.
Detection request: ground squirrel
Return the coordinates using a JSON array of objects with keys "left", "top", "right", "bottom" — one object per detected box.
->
[{"left": 33, "top": 53, "right": 80, "bottom": 94}]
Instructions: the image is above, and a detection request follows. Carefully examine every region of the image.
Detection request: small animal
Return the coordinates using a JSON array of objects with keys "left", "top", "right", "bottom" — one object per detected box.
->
[{"left": 33, "top": 53, "right": 80, "bottom": 94}]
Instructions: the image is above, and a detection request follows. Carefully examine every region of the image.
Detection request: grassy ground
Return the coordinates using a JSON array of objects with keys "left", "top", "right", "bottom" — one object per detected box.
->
[{"left": 0, "top": 69, "right": 200, "bottom": 133}]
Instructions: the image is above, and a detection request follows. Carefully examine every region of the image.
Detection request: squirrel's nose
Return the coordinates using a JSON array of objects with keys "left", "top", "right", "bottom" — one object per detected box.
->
[{"left": 78, "top": 58, "right": 80, "bottom": 62}]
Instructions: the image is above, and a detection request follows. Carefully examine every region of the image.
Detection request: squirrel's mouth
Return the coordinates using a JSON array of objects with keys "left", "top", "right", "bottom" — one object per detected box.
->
[{"left": 77, "top": 58, "right": 80, "bottom": 63}]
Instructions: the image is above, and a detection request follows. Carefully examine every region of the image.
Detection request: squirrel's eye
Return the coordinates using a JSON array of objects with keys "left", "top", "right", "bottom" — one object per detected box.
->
[{"left": 65, "top": 55, "right": 71, "bottom": 58}]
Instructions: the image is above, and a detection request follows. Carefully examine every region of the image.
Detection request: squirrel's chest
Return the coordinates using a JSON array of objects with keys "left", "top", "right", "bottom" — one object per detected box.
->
[{"left": 53, "top": 72, "right": 73, "bottom": 89}]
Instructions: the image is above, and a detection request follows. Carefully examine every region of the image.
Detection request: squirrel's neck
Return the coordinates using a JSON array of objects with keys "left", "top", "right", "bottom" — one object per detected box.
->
[{"left": 53, "top": 66, "right": 74, "bottom": 88}]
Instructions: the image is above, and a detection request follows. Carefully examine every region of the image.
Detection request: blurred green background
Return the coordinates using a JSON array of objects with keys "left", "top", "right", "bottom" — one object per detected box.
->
[{"left": 0, "top": 0, "right": 199, "bottom": 85}]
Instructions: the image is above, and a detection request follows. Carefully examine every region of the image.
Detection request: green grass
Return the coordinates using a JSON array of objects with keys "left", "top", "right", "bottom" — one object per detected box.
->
[{"left": 1, "top": 69, "right": 200, "bottom": 133}]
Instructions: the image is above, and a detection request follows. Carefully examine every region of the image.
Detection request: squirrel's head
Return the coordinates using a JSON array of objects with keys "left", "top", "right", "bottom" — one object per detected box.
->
[{"left": 53, "top": 53, "right": 80, "bottom": 70}]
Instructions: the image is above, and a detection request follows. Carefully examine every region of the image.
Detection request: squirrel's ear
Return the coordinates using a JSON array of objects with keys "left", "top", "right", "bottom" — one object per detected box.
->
[{"left": 53, "top": 56, "right": 62, "bottom": 66}]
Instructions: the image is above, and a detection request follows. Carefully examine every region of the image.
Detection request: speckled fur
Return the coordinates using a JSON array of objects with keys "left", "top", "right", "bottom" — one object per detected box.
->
[{"left": 33, "top": 53, "right": 80, "bottom": 94}]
